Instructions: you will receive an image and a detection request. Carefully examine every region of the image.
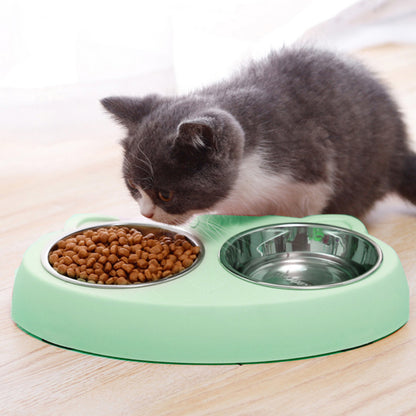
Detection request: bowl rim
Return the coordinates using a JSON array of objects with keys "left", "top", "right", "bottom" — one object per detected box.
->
[
  {"left": 41, "top": 221, "right": 204, "bottom": 289},
  {"left": 219, "top": 222, "right": 383, "bottom": 290}
]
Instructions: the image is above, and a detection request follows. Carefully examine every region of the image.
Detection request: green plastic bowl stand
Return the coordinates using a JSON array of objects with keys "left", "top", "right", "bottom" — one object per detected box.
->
[{"left": 11, "top": 214, "right": 409, "bottom": 364}]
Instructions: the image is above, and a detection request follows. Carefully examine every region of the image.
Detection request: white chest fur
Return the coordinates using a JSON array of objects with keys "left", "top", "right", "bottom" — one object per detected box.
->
[{"left": 212, "top": 153, "right": 333, "bottom": 218}]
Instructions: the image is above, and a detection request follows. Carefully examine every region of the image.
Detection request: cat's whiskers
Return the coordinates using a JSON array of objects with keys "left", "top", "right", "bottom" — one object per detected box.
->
[
  {"left": 136, "top": 142, "right": 155, "bottom": 179},
  {"left": 128, "top": 150, "right": 154, "bottom": 187},
  {"left": 198, "top": 217, "right": 228, "bottom": 241}
]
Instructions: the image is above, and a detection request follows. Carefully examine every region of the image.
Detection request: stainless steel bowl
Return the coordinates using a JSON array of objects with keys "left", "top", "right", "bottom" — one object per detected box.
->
[
  {"left": 220, "top": 223, "right": 383, "bottom": 289},
  {"left": 42, "top": 222, "right": 204, "bottom": 288}
]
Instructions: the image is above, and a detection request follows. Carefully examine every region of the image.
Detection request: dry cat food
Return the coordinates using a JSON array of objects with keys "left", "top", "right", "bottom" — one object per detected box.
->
[{"left": 48, "top": 226, "right": 200, "bottom": 285}]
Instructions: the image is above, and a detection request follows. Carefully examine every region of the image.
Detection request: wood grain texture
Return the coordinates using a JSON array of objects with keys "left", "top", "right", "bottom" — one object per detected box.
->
[{"left": 1, "top": 44, "right": 415, "bottom": 416}]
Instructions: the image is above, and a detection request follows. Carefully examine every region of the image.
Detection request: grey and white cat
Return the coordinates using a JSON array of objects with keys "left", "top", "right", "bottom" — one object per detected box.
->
[{"left": 101, "top": 47, "right": 416, "bottom": 225}]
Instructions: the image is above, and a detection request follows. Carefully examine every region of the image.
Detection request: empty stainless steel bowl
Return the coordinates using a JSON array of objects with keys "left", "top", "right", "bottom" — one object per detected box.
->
[{"left": 220, "top": 223, "right": 383, "bottom": 289}]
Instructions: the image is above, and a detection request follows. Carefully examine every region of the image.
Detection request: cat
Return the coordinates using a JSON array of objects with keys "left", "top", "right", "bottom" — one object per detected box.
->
[{"left": 101, "top": 47, "right": 416, "bottom": 225}]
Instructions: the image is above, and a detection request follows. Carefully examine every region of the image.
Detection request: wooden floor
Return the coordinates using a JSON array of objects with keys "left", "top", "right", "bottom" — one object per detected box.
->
[{"left": 1, "top": 44, "right": 416, "bottom": 415}]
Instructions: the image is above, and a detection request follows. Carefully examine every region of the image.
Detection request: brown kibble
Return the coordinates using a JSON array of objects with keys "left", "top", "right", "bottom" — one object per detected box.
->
[
  {"left": 104, "top": 261, "right": 112, "bottom": 273},
  {"left": 85, "top": 238, "right": 94, "bottom": 247},
  {"left": 182, "top": 241, "right": 192, "bottom": 250},
  {"left": 150, "top": 244, "right": 162, "bottom": 254},
  {"left": 99, "top": 231, "right": 109, "bottom": 243},
  {"left": 62, "top": 255, "right": 72, "bottom": 265},
  {"left": 49, "top": 253, "right": 59, "bottom": 264},
  {"left": 172, "top": 262, "right": 184, "bottom": 274},
  {"left": 163, "top": 260, "right": 174, "bottom": 270},
  {"left": 92, "top": 233, "right": 101, "bottom": 243},
  {"left": 129, "top": 270, "right": 139, "bottom": 282},
  {"left": 148, "top": 264, "right": 158, "bottom": 273},
  {"left": 88, "top": 273, "right": 98, "bottom": 282},
  {"left": 144, "top": 269, "right": 152, "bottom": 280},
  {"left": 133, "top": 233, "right": 142, "bottom": 244},
  {"left": 67, "top": 268, "right": 76, "bottom": 278},
  {"left": 141, "top": 251, "right": 149, "bottom": 260},
  {"left": 57, "top": 264, "right": 67, "bottom": 274},
  {"left": 118, "top": 246, "right": 130, "bottom": 257},
  {"left": 108, "top": 233, "right": 118, "bottom": 243},
  {"left": 64, "top": 242, "right": 75, "bottom": 250},
  {"left": 57, "top": 240, "right": 66, "bottom": 249},
  {"left": 79, "top": 271, "right": 88, "bottom": 279},
  {"left": 122, "top": 263, "right": 134, "bottom": 274},
  {"left": 128, "top": 254, "right": 139, "bottom": 264},
  {"left": 89, "top": 252, "right": 100, "bottom": 260},
  {"left": 178, "top": 254, "right": 187, "bottom": 262},
  {"left": 86, "top": 257, "right": 96, "bottom": 267},
  {"left": 116, "top": 276, "right": 129, "bottom": 285},
  {"left": 174, "top": 248, "right": 184, "bottom": 257},
  {"left": 116, "top": 269, "right": 127, "bottom": 278},
  {"left": 145, "top": 239, "right": 156, "bottom": 248},
  {"left": 87, "top": 243, "right": 97, "bottom": 252},
  {"left": 108, "top": 254, "right": 118, "bottom": 264},
  {"left": 137, "top": 259, "right": 148, "bottom": 269},
  {"left": 113, "top": 261, "right": 124, "bottom": 270},
  {"left": 50, "top": 225, "right": 199, "bottom": 285},
  {"left": 182, "top": 258, "right": 193, "bottom": 268},
  {"left": 99, "top": 273, "right": 109, "bottom": 282}
]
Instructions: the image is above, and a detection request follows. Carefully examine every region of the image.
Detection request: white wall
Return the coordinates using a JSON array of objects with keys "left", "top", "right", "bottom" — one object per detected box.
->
[{"left": 1, "top": 0, "right": 415, "bottom": 143}]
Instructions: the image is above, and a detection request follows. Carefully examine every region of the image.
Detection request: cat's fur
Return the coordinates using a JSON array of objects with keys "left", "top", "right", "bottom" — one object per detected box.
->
[{"left": 101, "top": 47, "right": 416, "bottom": 225}]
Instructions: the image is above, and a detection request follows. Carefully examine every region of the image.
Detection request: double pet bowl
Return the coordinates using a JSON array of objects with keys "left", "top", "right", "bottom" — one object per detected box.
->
[{"left": 12, "top": 213, "right": 409, "bottom": 364}]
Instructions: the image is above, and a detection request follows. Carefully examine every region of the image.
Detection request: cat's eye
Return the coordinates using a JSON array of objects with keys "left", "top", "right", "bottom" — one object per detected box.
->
[{"left": 158, "top": 190, "right": 173, "bottom": 202}]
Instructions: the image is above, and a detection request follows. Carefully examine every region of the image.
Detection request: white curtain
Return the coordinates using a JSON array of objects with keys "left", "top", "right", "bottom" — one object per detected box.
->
[{"left": 1, "top": 0, "right": 415, "bottom": 141}]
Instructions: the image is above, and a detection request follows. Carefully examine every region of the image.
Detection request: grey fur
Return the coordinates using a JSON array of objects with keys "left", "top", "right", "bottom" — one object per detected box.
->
[{"left": 101, "top": 47, "right": 416, "bottom": 223}]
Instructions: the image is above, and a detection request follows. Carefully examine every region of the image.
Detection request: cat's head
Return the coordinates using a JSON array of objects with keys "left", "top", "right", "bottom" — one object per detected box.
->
[{"left": 101, "top": 95, "right": 244, "bottom": 224}]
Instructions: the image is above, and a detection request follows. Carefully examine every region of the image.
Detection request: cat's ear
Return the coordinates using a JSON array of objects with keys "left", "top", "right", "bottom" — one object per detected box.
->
[
  {"left": 176, "top": 120, "right": 217, "bottom": 152},
  {"left": 100, "top": 95, "right": 160, "bottom": 128}
]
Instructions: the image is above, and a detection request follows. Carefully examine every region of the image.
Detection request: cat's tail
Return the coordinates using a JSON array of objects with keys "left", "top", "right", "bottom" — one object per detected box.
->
[{"left": 397, "top": 151, "right": 416, "bottom": 205}]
